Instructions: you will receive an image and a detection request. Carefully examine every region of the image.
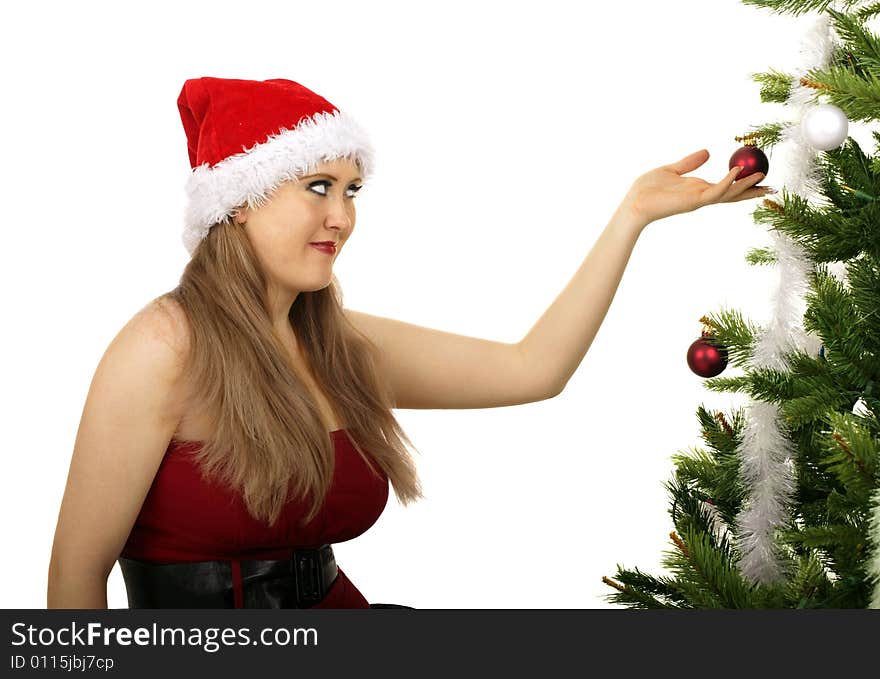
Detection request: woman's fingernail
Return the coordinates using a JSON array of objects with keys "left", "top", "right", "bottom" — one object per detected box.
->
[{"left": 764, "top": 187, "right": 777, "bottom": 193}]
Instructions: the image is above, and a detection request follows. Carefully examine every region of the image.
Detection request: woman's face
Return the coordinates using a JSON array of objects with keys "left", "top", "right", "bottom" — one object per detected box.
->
[{"left": 235, "top": 157, "right": 363, "bottom": 295}]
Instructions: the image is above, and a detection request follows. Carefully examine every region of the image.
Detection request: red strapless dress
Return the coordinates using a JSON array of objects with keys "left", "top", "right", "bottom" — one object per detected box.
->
[{"left": 119, "top": 428, "right": 389, "bottom": 608}]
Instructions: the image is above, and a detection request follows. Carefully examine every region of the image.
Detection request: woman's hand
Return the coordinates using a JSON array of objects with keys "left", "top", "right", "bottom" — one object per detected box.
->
[{"left": 619, "top": 148, "right": 775, "bottom": 226}]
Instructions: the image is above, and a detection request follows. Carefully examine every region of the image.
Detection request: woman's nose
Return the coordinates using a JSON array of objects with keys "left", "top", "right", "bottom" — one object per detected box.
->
[{"left": 325, "top": 202, "right": 352, "bottom": 229}]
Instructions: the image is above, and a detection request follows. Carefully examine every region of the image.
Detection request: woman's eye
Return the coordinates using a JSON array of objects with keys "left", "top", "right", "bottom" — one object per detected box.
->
[{"left": 308, "top": 181, "right": 362, "bottom": 198}]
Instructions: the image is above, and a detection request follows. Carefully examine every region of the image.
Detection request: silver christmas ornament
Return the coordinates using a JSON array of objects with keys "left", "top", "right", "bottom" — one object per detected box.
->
[{"left": 801, "top": 103, "right": 849, "bottom": 151}]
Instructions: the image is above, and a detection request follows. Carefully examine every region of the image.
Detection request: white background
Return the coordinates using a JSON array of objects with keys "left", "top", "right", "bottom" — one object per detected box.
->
[{"left": 3, "top": 0, "right": 876, "bottom": 608}]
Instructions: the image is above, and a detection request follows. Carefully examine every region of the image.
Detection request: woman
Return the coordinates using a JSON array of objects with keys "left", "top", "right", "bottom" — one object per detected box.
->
[{"left": 46, "top": 76, "right": 773, "bottom": 609}]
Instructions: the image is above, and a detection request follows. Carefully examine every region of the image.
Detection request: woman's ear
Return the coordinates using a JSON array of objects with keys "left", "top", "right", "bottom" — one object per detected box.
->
[{"left": 233, "top": 206, "right": 249, "bottom": 225}]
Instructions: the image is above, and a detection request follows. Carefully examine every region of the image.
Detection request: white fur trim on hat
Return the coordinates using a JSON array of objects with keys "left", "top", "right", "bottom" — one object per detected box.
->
[{"left": 182, "top": 109, "right": 375, "bottom": 255}]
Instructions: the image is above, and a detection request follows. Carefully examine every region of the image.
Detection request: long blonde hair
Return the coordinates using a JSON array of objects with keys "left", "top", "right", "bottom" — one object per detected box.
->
[{"left": 160, "top": 211, "right": 424, "bottom": 527}]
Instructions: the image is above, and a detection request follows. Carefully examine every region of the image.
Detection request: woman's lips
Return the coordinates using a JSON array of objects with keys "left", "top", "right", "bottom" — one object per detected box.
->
[{"left": 309, "top": 243, "right": 337, "bottom": 255}]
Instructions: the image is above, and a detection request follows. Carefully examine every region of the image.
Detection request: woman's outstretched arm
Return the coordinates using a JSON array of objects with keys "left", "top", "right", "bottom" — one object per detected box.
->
[
  {"left": 517, "top": 149, "right": 771, "bottom": 393},
  {"left": 344, "top": 151, "right": 770, "bottom": 411},
  {"left": 515, "top": 202, "right": 646, "bottom": 396}
]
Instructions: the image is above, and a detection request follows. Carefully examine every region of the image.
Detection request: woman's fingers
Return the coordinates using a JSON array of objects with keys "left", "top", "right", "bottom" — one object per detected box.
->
[
  {"left": 699, "top": 166, "right": 746, "bottom": 205},
  {"left": 667, "top": 148, "right": 710, "bottom": 175},
  {"left": 719, "top": 170, "right": 766, "bottom": 203},
  {"left": 728, "top": 185, "right": 777, "bottom": 203}
]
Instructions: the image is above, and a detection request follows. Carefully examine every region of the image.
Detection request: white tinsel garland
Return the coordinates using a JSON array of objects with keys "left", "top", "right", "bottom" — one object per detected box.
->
[{"left": 733, "top": 12, "right": 837, "bottom": 585}]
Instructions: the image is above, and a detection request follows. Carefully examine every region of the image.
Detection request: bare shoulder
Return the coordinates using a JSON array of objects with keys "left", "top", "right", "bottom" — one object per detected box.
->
[
  {"left": 95, "top": 295, "right": 192, "bottom": 403},
  {"left": 127, "top": 295, "right": 192, "bottom": 360},
  {"left": 106, "top": 295, "right": 193, "bottom": 405},
  {"left": 47, "top": 296, "right": 194, "bottom": 584}
]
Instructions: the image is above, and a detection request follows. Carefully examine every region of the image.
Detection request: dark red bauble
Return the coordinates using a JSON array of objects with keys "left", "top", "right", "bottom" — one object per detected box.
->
[
  {"left": 729, "top": 145, "right": 769, "bottom": 180},
  {"left": 687, "top": 335, "right": 728, "bottom": 377}
]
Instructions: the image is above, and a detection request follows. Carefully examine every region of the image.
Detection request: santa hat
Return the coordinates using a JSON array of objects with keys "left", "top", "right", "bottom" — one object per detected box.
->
[{"left": 177, "top": 77, "right": 376, "bottom": 255}]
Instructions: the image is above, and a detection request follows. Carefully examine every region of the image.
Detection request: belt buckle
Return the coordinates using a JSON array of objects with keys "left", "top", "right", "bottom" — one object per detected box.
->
[{"left": 293, "top": 548, "right": 324, "bottom": 606}]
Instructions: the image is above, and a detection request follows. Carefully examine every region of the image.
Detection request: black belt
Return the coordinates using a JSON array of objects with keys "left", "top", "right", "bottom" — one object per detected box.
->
[{"left": 118, "top": 544, "right": 338, "bottom": 608}]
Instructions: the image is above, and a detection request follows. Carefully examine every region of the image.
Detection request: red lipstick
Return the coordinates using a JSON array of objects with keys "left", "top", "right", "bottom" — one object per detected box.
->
[{"left": 309, "top": 242, "right": 337, "bottom": 255}]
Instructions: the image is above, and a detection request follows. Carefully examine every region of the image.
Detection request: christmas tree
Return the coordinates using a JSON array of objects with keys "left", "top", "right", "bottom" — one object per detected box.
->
[{"left": 603, "top": 0, "right": 880, "bottom": 609}]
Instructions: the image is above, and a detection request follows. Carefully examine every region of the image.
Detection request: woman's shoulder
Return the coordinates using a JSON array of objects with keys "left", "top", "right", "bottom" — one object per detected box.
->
[
  {"left": 120, "top": 296, "right": 195, "bottom": 423},
  {"left": 127, "top": 295, "right": 192, "bottom": 360}
]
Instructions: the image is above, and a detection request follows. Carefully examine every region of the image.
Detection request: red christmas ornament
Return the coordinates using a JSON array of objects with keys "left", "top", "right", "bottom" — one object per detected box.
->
[
  {"left": 687, "top": 327, "right": 728, "bottom": 378},
  {"left": 729, "top": 138, "right": 769, "bottom": 180}
]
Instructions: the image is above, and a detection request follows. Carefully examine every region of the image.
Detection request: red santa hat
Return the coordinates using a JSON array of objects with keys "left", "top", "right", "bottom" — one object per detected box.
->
[{"left": 177, "top": 76, "right": 375, "bottom": 255}]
